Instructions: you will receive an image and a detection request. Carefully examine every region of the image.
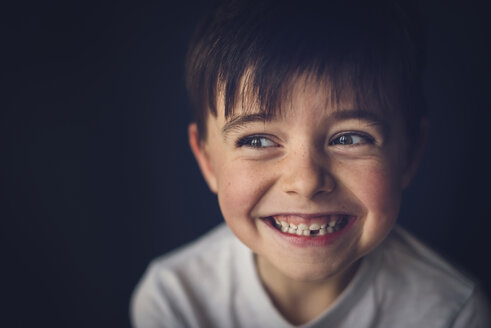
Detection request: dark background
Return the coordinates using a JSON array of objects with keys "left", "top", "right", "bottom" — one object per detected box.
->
[{"left": 2, "top": 0, "right": 490, "bottom": 326}]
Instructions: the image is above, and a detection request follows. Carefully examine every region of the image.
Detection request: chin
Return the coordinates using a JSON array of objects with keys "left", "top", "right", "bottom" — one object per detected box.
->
[{"left": 274, "top": 257, "right": 358, "bottom": 283}]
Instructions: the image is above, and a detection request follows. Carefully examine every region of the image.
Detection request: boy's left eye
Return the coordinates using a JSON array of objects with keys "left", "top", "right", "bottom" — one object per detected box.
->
[
  {"left": 329, "top": 133, "right": 374, "bottom": 146},
  {"left": 236, "top": 135, "right": 278, "bottom": 148}
]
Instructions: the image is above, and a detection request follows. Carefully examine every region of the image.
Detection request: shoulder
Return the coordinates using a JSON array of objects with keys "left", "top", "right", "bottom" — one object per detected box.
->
[
  {"left": 145, "top": 223, "right": 238, "bottom": 275},
  {"left": 130, "top": 223, "right": 248, "bottom": 328},
  {"left": 371, "top": 226, "right": 490, "bottom": 327},
  {"left": 377, "top": 226, "right": 474, "bottom": 296}
]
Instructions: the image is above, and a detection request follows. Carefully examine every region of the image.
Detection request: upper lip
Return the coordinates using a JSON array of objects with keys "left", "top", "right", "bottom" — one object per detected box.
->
[{"left": 263, "top": 212, "right": 355, "bottom": 219}]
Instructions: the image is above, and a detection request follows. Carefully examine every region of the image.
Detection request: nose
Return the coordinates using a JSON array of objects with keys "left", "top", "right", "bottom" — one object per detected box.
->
[{"left": 280, "top": 146, "right": 335, "bottom": 199}]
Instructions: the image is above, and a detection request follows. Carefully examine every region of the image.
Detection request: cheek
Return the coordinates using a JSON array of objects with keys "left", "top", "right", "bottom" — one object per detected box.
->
[
  {"left": 216, "top": 161, "right": 273, "bottom": 222},
  {"left": 340, "top": 160, "right": 403, "bottom": 246},
  {"left": 357, "top": 167, "right": 402, "bottom": 216}
]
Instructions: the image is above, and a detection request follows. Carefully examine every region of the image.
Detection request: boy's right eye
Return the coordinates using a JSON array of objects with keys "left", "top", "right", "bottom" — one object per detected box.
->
[{"left": 236, "top": 135, "right": 278, "bottom": 148}]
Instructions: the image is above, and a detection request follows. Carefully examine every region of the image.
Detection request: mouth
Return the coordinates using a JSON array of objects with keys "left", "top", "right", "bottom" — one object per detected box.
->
[{"left": 263, "top": 214, "right": 353, "bottom": 237}]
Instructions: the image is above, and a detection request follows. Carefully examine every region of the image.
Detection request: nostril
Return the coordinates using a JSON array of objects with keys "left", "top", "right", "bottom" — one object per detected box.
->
[
  {"left": 282, "top": 169, "right": 336, "bottom": 198},
  {"left": 279, "top": 149, "right": 336, "bottom": 198}
]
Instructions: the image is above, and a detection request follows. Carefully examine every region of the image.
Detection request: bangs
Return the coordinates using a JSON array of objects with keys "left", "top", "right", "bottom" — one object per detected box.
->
[
  {"left": 218, "top": 57, "right": 403, "bottom": 122},
  {"left": 186, "top": 0, "right": 426, "bottom": 139}
]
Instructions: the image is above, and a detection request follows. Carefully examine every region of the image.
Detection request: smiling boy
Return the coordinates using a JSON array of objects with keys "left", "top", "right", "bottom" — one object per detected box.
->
[{"left": 131, "top": 0, "right": 490, "bottom": 327}]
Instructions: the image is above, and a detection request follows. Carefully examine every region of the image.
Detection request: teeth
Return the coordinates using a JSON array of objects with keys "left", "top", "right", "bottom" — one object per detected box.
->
[
  {"left": 298, "top": 223, "right": 308, "bottom": 231},
  {"left": 272, "top": 215, "right": 350, "bottom": 237}
]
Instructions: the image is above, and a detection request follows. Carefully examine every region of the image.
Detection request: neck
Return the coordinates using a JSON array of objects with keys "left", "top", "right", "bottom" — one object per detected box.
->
[{"left": 256, "top": 256, "right": 360, "bottom": 326}]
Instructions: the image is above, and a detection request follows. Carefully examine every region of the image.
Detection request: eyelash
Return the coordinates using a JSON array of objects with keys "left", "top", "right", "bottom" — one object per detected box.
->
[
  {"left": 328, "top": 132, "right": 375, "bottom": 146},
  {"left": 236, "top": 135, "right": 278, "bottom": 148},
  {"left": 236, "top": 131, "right": 375, "bottom": 149}
]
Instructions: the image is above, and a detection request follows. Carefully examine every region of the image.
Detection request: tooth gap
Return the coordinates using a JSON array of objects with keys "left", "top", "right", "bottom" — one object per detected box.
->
[{"left": 269, "top": 216, "right": 350, "bottom": 236}]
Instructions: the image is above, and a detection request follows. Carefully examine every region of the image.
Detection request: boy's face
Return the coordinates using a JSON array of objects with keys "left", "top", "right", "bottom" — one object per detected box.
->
[{"left": 190, "top": 80, "right": 419, "bottom": 283}]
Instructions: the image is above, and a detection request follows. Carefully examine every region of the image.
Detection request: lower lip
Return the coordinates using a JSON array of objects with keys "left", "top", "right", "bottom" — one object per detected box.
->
[{"left": 263, "top": 217, "right": 358, "bottom": 247}]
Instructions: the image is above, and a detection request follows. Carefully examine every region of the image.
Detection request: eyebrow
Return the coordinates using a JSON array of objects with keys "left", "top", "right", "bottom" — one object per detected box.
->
[
  {"left": 222, "top": 113, "right": 273, "bottom": 135},
  {"left": 330, "top": 109, "right": 386, "bottom": 126},
  {"left": 221, "top": 108, "right": 388, "bottom": 136},
  {"left": 331, "top": 109, "right": 390, "bottom": 138}
]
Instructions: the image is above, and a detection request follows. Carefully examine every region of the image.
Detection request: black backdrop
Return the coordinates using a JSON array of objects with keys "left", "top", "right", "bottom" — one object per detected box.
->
[{"left": 2, "top": 0, "right": 490, "bottom": 326}]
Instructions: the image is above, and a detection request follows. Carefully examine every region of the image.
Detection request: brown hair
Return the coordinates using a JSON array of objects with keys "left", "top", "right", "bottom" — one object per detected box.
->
[{"left": 185, "top": 0, "right": 427, "bottom": 141}]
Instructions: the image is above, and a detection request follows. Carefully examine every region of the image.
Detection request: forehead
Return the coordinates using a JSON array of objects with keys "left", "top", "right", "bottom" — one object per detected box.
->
[{"left": 217, "top": 74, "right": 393, "bottom": 123}]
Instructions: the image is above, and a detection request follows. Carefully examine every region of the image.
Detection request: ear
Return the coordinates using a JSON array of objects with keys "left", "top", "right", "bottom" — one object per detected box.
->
[
  {"left": 402, "top": 118, "right": 429, "bottom": 189},
  {"left": 188, "top": 123, "right": 218, "bottom": 193}
]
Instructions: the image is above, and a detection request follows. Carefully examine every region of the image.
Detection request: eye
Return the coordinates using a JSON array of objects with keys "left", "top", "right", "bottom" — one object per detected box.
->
[
  {"left": 236, "top": 135, "right": 278, "bottom": 148},
  {"left": 329, "top": 132, "right": 374, "bottom": 146}
]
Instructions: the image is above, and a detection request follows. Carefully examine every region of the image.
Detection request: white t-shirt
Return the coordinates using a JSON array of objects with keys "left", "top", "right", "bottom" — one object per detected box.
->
[{"left": 131, "top": 224, "right": 490, "bottom": 328}]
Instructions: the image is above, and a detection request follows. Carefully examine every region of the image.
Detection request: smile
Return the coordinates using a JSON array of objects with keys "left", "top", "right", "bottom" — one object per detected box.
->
[{"left": 265, "top": 214, "right": 352, "bottom": 237}]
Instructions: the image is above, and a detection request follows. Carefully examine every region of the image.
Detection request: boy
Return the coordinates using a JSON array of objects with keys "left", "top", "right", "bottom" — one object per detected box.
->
[{"left": 131, "top": 0, "right": 490, "bottom": 327}]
